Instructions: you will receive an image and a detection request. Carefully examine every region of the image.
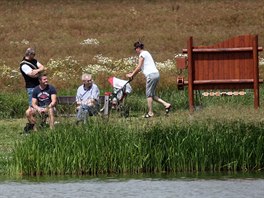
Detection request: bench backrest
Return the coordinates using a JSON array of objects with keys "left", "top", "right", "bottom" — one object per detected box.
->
[
  {"left": 56, "top": 95, "right": 106, "bottom": 117},
  {"left": 57, "top": 96, "right": 105, "bottom": 105},
  {"left": 57, "top": 96, "right": 76, "bottom": 105}
]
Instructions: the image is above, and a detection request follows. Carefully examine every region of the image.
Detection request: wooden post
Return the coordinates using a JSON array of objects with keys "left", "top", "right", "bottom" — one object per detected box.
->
[
  {"left": 103, "top": 95, "right": 110, "bottom": 116},
  {"left": 187, "top": 37, "right": 194, "bottom": 112},
  {"left": 253, "top": 35, "right": 260, "bottom": 109}
]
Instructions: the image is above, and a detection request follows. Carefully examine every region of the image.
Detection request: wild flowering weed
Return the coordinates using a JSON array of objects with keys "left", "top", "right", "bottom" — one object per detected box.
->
[
  {"left": 46, "top": 56, "right": 80, "bottom": 81},
  {"left": 82, "top": 64, "right": 109, "bottom": 75},
  {"left": 80, "top": 38, "right": 100, "bottom": 45},
  {"left": 175, "top": 53, "right": 188, "bottom": 58},
  {"left": 259, "top": 57, "right": 264, "bottom": 66},
  {"left": 0, "top": 61, "right": 19, "bottom": 79},
  {"left": 82, "top": 55, "right": 137, "bottom": 75},
  {"left": 9, "top": 39, "right": 29, "bottom": 45},
  {"left": 94, "top": 54, "right": 113, "bottom": 65},
  {"left": 47, "top": 56, "right": 79, "bottom": 69},
  {"left": 82, "top": 54, "right": 176, "bottom": 75},
  {"left": 129, "top": 7, "right": 138, "bottom": 15},
  {"left": 156, "top": 59, "right": 175, "bottom": 71}
]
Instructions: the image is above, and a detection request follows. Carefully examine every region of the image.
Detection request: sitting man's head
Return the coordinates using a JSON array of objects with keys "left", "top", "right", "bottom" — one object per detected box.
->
[
  {"left": 38, "top": 73, "right": 49, "bottom": 87},
  {"left": 82, "top": 73, "right": 93, "bottom": 88}
]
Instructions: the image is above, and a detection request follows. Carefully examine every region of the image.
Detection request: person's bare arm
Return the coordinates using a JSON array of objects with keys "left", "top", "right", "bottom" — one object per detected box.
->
[
  {"left": 126, "top": 57, "right": 144, "bottom": 78},
  {"left": 48, "top": 94, "right": 57, "bottom": 108},
  {"left": 27, "top": 63, "right": 45, "bottom": 78},
  {"left": 32, "top": 98, "right": 41, "bottom": 112}
]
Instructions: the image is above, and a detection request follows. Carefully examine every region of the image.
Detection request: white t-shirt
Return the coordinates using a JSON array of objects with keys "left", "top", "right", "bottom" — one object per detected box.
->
[
  {"left": 21, "top": 62, "right": 41, "bottom": 75},
  {"left": 139, "top": 50, "right": 159, "bottom": 77}
]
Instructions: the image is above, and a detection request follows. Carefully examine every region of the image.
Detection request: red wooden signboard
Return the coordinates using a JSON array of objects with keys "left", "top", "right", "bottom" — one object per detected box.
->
[{"left": 179, "top": 35, "right": 263, "bottom": 111}]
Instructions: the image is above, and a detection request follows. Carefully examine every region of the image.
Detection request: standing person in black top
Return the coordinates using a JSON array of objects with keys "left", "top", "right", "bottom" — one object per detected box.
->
[{"left": 20, "top": 48, "right": 45, "bottom": 132}]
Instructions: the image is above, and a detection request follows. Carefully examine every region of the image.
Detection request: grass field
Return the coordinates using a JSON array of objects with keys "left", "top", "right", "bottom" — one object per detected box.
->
[{"left": 0, "top": 0, "right": 264, "bottom": 92}]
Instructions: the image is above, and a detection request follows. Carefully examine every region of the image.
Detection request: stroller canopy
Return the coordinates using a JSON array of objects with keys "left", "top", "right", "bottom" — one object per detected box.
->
[{"left": 108, "top": 77, "right": 132, "bottom": 94}]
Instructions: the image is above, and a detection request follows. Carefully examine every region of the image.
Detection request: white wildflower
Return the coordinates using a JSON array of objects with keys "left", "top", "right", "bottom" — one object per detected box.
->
[
  {"left": 21, "top": 39, "right": 29, "bottom": 45},
  {"left": 93, "top": 54, "right": 113, "bottom": 65},
  {"left": 80, "top": 38, "right": 100, "bottom": 45},
  {"left": 259, "top": 57, "right": 264, "bottom": 66},
  {"left": 156, "top": 59, "right": 175, "bottom": 71},
  {"left": 129, "top": 7, "right": 138, "bottom": 15},
  {"left": 175, "top": 53, "right": 187, "bottom": 58},
  {"left": 10, "top": 39, "right": 30, "bottom": 45}
]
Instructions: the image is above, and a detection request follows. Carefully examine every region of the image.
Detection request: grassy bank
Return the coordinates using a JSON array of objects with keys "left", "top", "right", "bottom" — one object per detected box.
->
[
  {"left": 8, "top": 116, "right": 264, "bottom": 176},
  {"left": 1, "top": 102, "right": 264, "bottom": 176}
]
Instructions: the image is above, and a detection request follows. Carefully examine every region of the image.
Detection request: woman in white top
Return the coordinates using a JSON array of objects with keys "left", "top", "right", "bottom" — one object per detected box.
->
[{"left": 126, "top": 42, "right": 171, "bottom": 118}]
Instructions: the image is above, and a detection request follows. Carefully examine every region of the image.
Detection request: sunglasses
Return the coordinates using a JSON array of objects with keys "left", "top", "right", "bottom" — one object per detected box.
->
[{"left": 83, "top": 79, "right": 92, "bottom": 82}]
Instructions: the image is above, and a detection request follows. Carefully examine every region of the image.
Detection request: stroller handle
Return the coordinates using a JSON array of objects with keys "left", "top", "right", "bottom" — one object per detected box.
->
[{"left": 126, "top": 78, "right": 133, "bottom": 84}]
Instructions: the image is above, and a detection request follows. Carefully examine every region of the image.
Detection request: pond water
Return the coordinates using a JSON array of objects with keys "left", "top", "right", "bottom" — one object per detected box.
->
[{"left": 0, "top": 173, "right": 264, "bottom": 198}]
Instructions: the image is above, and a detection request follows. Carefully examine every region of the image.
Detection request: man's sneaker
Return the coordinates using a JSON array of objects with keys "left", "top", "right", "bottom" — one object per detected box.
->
[{"left": 23, "top": 123, "right": 34, "bottom": 133}]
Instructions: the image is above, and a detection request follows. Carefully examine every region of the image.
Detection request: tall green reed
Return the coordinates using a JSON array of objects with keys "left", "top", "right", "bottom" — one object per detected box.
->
[{"left": 9, "top": 118, "right": 264, "bottom": 176}]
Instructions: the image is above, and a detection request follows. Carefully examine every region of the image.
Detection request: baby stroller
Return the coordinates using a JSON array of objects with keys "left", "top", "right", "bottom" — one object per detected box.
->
[{"left": 103, "top": 77, "right": 132, "bottom": 117}]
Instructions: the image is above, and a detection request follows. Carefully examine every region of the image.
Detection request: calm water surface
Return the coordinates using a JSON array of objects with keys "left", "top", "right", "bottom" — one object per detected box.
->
[{"left": 0, "top": 173, "right": 264, "bottom": 198}]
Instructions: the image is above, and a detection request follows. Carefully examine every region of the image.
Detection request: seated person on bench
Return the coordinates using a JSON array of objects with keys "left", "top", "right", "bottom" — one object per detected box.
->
[
  {"left": 31, "top": 74, "right": 57, "bottom": 130},
  {"left": 76, "top": 73, "right": 100, "bottom": 123}
]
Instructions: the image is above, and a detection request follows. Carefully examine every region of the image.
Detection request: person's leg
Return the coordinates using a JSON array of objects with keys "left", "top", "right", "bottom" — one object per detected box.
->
[
  {"left": 145, "top": 73, "right": 160, "bottom": 117},
  {"left": 153, "top": 96, "right": 171, "bottom": 109},
  {"left": 147, "top": 97, "right": 154, "bottom": 116},
  {"left": 146, "top": 73, "right": 171, "bottom": 116},
  {"left": 24, "top": 88, "right": 36, "bottom": 132},
  {"left": 24, "top": 107, "right": 36, "bottom": 132},
  {"left": 76, "top": 106, "right": 83, "bottom": 121},
  {"left": 26, "top": 107, "right": 35, "bottom": 123},
  {"left": 76, "top": 105, "right": 88, "bottom": 123},
  {"left": 48, "top": 108, "right": 55, "bottom": 129}
]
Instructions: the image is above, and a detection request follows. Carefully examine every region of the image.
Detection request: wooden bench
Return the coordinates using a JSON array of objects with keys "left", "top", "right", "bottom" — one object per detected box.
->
[
  {"left": 177, "top": 34, "right": 263, "bottom": 111},
  {"left": 56, "top": 95, "right": 110, "bottom": 117}
]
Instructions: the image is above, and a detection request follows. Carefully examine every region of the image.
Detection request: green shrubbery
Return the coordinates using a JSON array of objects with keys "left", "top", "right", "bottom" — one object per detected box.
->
[{"left": 0, "top": 92, "right": 27, "bottom": 119}]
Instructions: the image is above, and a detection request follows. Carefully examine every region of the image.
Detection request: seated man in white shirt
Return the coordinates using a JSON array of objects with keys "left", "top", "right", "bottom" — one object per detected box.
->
[{"left": 76, "top": 73, "right": 100, "bottom": 124}]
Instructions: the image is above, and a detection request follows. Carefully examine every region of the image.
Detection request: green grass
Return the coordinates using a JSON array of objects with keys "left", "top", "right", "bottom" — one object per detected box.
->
[
  {"left": 0, "top": 119, "right": 26, "bottom": 174},
  {"left": 0, "top": 84, "right": 262, "bottom": 119},
  {"left": 7, "top": 117, "right": 264, "bottom": 176},
  {"left": 1, "top": 94, "right": 264, "bottom": 176}
]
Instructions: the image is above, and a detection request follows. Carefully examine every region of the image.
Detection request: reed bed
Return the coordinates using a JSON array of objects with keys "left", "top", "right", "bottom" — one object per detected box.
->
[{"left": 9, "top": 118, "right": 264, "bottom": 176}]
